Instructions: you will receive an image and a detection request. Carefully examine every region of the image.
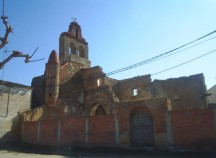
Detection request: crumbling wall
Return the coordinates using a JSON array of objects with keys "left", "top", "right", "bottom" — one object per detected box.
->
[
  {"left": 83, "top": 66, "right": 104, "bottom": 89},
  {"left": 208, "top": 85, "right": 216, "bottom": 104},
  {"left": 31, "top": 76, "right": 45, "bottom": 108},
  {"left": 152, "top": 74, "right": 207, "bottom": 110},
  {"left": 84, "top": 85, "right": 119, "bottom": 116},
  {"left": 114, "top": 75, "right": 152, "bottom": 102}
]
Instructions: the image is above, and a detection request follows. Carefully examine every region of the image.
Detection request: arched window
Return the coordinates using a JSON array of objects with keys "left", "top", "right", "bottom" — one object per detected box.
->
[
  {"left": 95, "top": 105, "right": 106, "bottom": 115},
  {"left": 69, "top": 42, "right": 76, "bottom": 54},
  {"left": 90, "top": 104, "right": 106, "bottom": 116},
  {"left": 79, "top": 46, "right": 85, "bottom": 58},
  {"left": 97, "top": 78, "right": 102, "bottom": 86}
]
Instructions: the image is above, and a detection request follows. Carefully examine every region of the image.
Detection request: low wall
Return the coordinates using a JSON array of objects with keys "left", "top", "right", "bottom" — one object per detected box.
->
[
  {"left": 21, "top": 106, "right": 216, "bottom": 148},
  {"left": 22, "top": 115, "right": 117, "bottom": 146},
  {"left": 171, "top": 108, "right": 215, "bottom": 146}
]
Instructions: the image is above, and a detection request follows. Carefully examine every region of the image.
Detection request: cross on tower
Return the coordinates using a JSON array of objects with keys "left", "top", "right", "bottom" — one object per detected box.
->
[{"left": 71, "top": 17, "right": 77, "bottom": 21}]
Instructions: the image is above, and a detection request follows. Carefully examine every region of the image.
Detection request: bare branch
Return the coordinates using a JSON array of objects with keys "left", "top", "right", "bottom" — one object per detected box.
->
[
  {"left": 0, "top": 16, "right": 13, "bottom": 49},
  {"left": 0, "top": 49, "right": 44, "bottom": 69}
]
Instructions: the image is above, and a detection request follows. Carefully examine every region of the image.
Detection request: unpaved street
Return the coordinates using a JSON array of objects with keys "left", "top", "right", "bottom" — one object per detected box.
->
[
  {"left": 0, "top": 146, "right": 216, "bottom": 158},
  {"left": 0, "top": 150, "right": 67, "bottom": 158}
]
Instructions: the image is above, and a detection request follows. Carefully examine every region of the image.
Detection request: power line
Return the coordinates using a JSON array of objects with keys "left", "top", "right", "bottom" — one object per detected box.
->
[
  {"left": 147, "top": 37, "right": 216, "bottom": 64},
  {"left": 106, "top": 29, "right": 216, "bottom": 76},
  {"left": 152, "top": 50, "right": 216, "bottom": 76},
  {"left": 59, "top": 31, "right": 216, "bottom": 88}
]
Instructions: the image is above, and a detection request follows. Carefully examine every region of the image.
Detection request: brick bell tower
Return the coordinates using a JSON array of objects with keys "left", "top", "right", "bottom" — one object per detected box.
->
[{"left": 59, "top": 21, "right": 91, "bottom": 68}]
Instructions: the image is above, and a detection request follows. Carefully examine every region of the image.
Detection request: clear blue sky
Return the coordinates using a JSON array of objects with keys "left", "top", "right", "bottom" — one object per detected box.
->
[{"left": 0, "top": 0, "right": 216, "bottom": 89}]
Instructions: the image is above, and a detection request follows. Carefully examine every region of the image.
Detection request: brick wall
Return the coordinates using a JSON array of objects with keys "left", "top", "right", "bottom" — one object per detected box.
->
[
  {"left": 152, "top": 74, "right": 207, "bottom": 110},
  {"left": 22, "top": 115, "right": 117, "bottom": 146},
  {"left": 61, "top": 117, "right": 85, "bottom": 145},
  {"left": 21, "top": 105, "right": 216, "bottom": 148},
  {"left": 88, "top": 115, "right": 115, "bottom": 144},
  {"left": 171, "top": 108, "right": 215, "bottom": 146},
  {"left": 117, "top": 98, "right": 168, "bottom": 146},
  {"left": 22, "top": 121, "right": 38, "bottom": 144},
  {"left": 40, "top": 120, "right": 59, "bottom": 145}
]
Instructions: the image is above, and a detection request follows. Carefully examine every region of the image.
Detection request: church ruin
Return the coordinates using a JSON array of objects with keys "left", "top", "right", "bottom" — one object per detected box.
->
[{"left": 20, "top": 21, "right": 216, "bottom": 148}]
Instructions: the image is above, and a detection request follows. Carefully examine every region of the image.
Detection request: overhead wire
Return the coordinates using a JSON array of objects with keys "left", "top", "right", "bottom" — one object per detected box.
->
[
  {"left": 144, "top": 36, "right": 216, "bottom": 64},
  {"left": 59, "top": 29, "right": 216, "bottom": 88},
  {"left": 151, "top": 50, "right": 216, "bottom": 76},
  {"left": 106, "top": 29, "right": 216, "bottom": 76}
]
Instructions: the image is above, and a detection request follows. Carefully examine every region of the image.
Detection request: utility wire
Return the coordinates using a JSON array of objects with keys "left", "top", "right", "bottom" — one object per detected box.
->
[
  {"left": 146, "top": 36, "right": 216, "bottom": 64},
  {"left": 152, "top": 50, "right": 216, "bottom": 76},
  {"left": 59, "top": 31, "right": 216, "bottom": 87},
  {"left": 106, "top": 29, "right": 216, "bottom": 76}
]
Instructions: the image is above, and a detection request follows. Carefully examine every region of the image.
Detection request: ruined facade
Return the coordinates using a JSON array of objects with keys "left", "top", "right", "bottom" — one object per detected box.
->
[{"left": 21, "top": 21, "right": 216, "bottom": 148}]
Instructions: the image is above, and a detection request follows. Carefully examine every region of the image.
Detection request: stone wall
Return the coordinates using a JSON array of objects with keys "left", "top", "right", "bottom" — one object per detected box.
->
[
  {"left": 151, "top": 74, "right": 208, "bottom": 110},
  {"left": 114, "top": 75, "right": 151, "bottom": 102},
  {"left": 31, "top": 76, "right": 45, "bottom": 108},
  {"left": 208, "top": 85, "right": 216, "bottom": 104},
  {"left": 113, "top": 73, "right": 207, "bottom": 110}
]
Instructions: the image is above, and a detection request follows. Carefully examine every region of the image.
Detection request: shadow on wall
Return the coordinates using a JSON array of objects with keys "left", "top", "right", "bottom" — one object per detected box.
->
[{"left": 0, "top": 115, "right": 22, "bottom": 145}]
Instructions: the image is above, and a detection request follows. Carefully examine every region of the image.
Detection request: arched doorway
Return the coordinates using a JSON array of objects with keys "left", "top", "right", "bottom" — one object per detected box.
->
[{"left": 130, "top": 110, "right": 154, "bottom": 146}]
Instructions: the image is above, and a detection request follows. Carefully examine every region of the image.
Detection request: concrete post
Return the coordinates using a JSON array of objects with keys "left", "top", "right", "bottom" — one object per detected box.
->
[
  {"left": 114, "top": 114, "right": 120, "bottom": 145},
  {"left": 37, "top": 121, "right": 40, "bottom": 144},
  {"left": 166, "top": 111, "right": 173, "bottom": 146},
  {"left": 85, "top": 117, "right": 89, "bottom": 144},
  {"left": 57, "top": 120, "right": 61, "bottom": 144}
]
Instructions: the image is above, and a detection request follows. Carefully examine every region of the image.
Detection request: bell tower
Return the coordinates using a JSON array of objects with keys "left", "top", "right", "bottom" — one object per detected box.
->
[{"left": 59, "top": 21, "right": 91, "bottom": 68}]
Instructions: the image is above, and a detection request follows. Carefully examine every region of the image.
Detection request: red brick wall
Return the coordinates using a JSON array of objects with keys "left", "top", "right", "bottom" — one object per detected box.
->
[
  {"left": 22, "top": 121, "right": 38, "bottom": 144},
  {"left": 60, "top": 117, "right": 85, "bottom": 145},
  {"left": 40, "top": 120, "right": 58, "bottom": 145},
  {"left": 88, "top": 115, "right": 115, "bottom": 144},
  {"left": 22, "top": 107, "right": 215, "bottom": 147},
  {"left": 172, "top": 108, "right": 215, "bottom": 146},
  {"left": 22, "top": 115, "right": 116, "bottom": 145}
]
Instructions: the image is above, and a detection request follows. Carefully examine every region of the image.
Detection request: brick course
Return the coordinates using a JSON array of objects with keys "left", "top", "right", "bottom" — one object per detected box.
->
[{"left": 172, "top": 108, "right": 215, "bottom": 146}]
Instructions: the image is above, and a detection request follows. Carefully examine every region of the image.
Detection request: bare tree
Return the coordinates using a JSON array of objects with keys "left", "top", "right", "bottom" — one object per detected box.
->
[{"left": 0, "top": 12, "right": 44, "bottom": 69}]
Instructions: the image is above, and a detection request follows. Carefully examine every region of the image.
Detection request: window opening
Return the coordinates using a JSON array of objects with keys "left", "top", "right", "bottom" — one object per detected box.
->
[
  {"left": 132, "top": 88, "right": 138, "bottom": 96},
  {"left": 76, "top": 28, "right": 78, "bottom": 38},
  {"left": 97, "top": 78, "right": 101, "bottom": 86},
  {"left": 79, "top": 46, "right": 84, "bottom": 58},
  {"left": 70, "top": 42, "right": 76, "bottom": 54},
  {"left": 68, "top": 47, "right": 71, "bottom": 54}
]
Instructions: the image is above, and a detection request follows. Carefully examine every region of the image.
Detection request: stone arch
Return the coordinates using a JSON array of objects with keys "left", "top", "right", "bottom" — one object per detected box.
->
[
  {"left": 69, "top": 42, "right": 76, "bottom": 54},
  {"left": 78, "top": 46, "right": 85, "bottom": 58},
  {"left": 130, "top": 107, "right": 155, "bottom": 146},
  {"left": 90, "top": 104, "right": 107, "bottom": 116}
]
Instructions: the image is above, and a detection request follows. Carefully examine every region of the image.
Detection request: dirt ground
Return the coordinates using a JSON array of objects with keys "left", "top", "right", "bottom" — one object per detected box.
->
[{"left": 0, "top": 144, "right": 216, "bottom": 158}]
